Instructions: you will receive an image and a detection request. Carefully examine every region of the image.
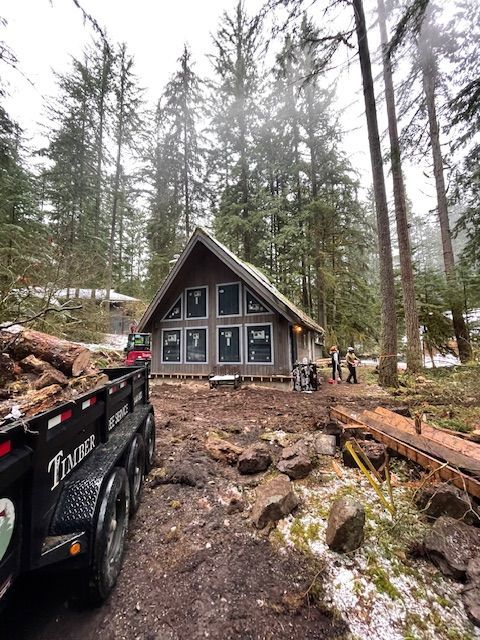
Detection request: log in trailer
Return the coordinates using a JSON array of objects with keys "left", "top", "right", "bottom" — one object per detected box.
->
[{"left": 0, "top": 365, "right": 155, "bottom": 606}]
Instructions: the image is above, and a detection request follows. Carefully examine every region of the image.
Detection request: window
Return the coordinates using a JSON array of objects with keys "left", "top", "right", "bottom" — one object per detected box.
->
[
  {"left": 217, "top": 282, "right": 240, "bottom": 317},
  {"left": 246, "top": 324, "right": 273, "bottom": 363},
  {"left": 186, "top": 328, "right": 207, "bottom": 363},
  {"left": 186, "top": 286, "right": 207, "bottom": 318},
  {"left": 162, "top": 329, "right": 181, "bottom": 363},
  {"left": 218, "top": 326, "right": 241, "bottom": 363},
  {"left": 164, "top": 296, "right": 182, "bottom": 321},
  {"left": 245, "top": 290, "right": 270, "bottom": 314}
]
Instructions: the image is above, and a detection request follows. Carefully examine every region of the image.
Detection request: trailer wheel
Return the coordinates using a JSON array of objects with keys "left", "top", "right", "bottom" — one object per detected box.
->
[
  {"left": 87, "top": 468, "right": 129, "bottom": 605},
  {"left": 125, "top": 434, "right": 145, "bottom": 516},
  {"left": 143, "top": 412, "right": 156, "bottom": 473}
]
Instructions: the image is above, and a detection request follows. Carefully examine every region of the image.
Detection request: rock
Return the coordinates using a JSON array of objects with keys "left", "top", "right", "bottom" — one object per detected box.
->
[
  {"left": 226, "top": 497, "right": 245, "bottom": 514},
  {"left": 151, "top": 463, "right": 208, "bottom": 488},
  {"left": 467, "top": 556, "right": 480, "bottom": 583},
  {"left": 326, "top": 496, "right": 365, "bottom": 553},
  {"left": 238, "top": 444, "right": 272, "bottom": 474},
  {"left": 424, "top": 516, "right": 480, "bottom": 579},
  {"left": 205, "top": 435, "right": 243, "bottom": 464},
  {"left": 276, "top": 442, "right": 313, "bottom": 480},
  {"left": 312, "top": 433, "right": 336, "bottom": 456},
  {"left": 463, "top": 585, "right": 480, "bottom": 627},
  {"left": 325, "top": 421, "right": 343, "bottom": 445},
  {"left": 415, "top": 483, "right": 479, "bottom": 525},
  {"left": 342, "top": 440, "right": 386, "bottom": 470},
  {"left": 251, "top": 474, "right": 299, "bottom": 529}
]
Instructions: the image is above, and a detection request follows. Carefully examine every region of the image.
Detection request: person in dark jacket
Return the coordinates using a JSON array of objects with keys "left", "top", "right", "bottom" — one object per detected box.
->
[
  {"left": 330, "top": 345, "right": 342, "bottom": 383},
  {"left": 346, "top": 347, "right": 360, "bottom": 384}
]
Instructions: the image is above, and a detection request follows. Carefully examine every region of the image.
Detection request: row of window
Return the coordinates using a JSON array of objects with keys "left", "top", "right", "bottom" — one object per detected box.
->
[
  {"left": 164, "top": 283, "right": 270, "bottom": 321},
  {"left": 162, "top": 324, "right": 273, "bottom": 365}
]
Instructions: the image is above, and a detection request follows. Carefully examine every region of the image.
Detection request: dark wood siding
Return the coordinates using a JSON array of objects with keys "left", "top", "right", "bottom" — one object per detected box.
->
[{"left": 148, "top": 243, "right": 293, "bottom": 376}]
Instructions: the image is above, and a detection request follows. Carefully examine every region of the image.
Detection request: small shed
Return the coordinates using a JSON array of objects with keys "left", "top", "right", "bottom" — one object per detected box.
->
[{"left": 139, "top": 228, "right": 324, "bottom": 379}]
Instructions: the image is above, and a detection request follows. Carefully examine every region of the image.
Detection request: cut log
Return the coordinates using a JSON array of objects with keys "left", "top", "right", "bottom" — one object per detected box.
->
[
  {"left": 0, "top": 384, "right": 64, "bottom": 419},
  {"left": 0, "top": 353, "right": 16, "bottom": 385},
  {"left": 8, "top": 329, "right": 91, "bottom": 377},
  {"left": 20, "top": 355, "right": 69, "bottom": 389},
  {"left": 34, "top": 369, "right": 69, "bottom": 390},
  {"left": 68, "top": 372, "right": 109, "bottom": 394}
]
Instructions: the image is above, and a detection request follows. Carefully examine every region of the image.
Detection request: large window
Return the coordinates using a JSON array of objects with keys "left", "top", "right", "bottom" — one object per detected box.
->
[
  {"left": 218, "top": 326, "right": 241, "bottom": 363},
  {"left": 245, "top": 289, "right": 270, "bottom": 314},
  {"left": 246, "top": 324, "right": 273, "bottom": 364},
  {"left": 186, "top": 328, "right": 207, "bottom": 363},
  {"left": 162, "top": 329, "right": 181, "bottom": 363},
  {"left": 217, "top": 282, "right": 240, "bottom": 317},
  {"left": 186, "top": 286, "right": 207, "bottom": 318},
  {"left": 164, "top": 296, "right": 182, "bottom": 321}
]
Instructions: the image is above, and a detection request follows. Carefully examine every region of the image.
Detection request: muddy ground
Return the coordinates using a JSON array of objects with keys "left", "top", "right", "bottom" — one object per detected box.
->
[{"left": 0, "top": 379, "right": 405, "bottom": 640}]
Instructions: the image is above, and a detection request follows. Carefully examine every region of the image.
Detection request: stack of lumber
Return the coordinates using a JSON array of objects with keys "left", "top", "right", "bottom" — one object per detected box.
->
[
  {"left": 0, "top": 327, "right": 109, "bottom": 420},
  {"left": 331, "top": 405, "right": 480, "bottom": 499}
]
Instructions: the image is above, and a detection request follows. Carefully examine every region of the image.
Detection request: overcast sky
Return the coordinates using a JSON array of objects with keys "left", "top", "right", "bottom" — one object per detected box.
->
[{"left": 1, "top": 0, "right": 439, "bottom": 225}]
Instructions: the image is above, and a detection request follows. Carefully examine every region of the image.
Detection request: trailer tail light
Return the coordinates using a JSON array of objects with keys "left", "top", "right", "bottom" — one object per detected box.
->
[
  {"left": 47, "top": 409, "right": 73, "bottom": 430},
  {"left": 0, "top": 440, "right": 11, "bottom": 458},
  {"left": 69, "top": 541, "right": 82, "bottom": 556}
]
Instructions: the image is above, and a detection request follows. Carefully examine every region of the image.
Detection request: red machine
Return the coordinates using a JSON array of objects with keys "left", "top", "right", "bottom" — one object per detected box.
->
[{"left": 124, "top": 333, "right": 151, "bottom": 366}]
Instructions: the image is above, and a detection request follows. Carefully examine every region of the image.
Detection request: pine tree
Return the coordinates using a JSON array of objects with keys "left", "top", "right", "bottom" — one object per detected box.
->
[
  {"left": 160, "top": 44, "right": 206, "bottom": 238},
  {"left": 210, "top": 2, "right": 264, "bottom": 262}
]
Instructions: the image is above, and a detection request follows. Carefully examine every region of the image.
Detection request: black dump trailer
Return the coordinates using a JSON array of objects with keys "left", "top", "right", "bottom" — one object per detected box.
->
[{"left": 0, "top": 365, "right": 155, "bottom": 606}]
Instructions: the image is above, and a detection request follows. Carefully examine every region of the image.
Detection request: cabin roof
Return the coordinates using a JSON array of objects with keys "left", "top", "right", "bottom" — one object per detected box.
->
[{"left": 139, "top": 227, "right": 324, "bottom": 334}]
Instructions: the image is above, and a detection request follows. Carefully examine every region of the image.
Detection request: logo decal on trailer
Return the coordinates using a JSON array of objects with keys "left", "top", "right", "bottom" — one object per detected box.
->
[
  {"left": 0, "top": 498, "right": 15, "bottom": 563},
  {"left": 47, "top": 435, "right": 96, "bottom": 490}
]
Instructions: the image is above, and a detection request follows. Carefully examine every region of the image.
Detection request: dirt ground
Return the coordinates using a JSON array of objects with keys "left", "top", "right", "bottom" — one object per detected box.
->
[{"left": 1, "top": 378, "right": 393, "bottom": 640}]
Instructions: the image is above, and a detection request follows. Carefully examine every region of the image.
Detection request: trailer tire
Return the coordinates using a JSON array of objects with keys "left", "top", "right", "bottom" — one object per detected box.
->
[
  {"left": 143, "top": 412, "right": 156, "bottom": 473},
  {"left": 87, "top": 467, "right": 129, "bottom": 605},
  {"left": 125, "top": 434, "right": 145, "bottom": 516}
]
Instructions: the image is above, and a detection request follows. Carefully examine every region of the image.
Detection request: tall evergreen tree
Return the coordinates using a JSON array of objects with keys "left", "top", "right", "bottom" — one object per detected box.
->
[{"left": 210, "top": 2, "right": 263, "bottom": 262}]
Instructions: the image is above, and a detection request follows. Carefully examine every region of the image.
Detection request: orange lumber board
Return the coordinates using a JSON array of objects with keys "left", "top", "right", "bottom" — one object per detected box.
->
[
  {"left": 361, "top": 410, "right": 480, "bottom": 474},
  {"left": 373, "top": 407, "right": 480, "bottom": 459},
  {"left": 331, "top": 405, "right": 480, "bottom": 499}
]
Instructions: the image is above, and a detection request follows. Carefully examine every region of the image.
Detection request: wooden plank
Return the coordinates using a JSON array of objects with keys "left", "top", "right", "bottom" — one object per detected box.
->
[
  {"left": 331, "top": 405, "right": 480, "bottom": 499},
  {"left": 373, "top": 407, "right": 480, "bottom": 458},
  {"left": 362, "top": 410, "right": 480, "bottom": 474}
]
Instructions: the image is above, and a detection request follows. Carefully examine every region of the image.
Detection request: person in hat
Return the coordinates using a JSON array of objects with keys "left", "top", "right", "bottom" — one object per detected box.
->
[
  {"left": 329, "top": 345, "right": 342, "bottom": 383},
  {"left": 346, "top": 347, "right": 360, "bottom": 384}
]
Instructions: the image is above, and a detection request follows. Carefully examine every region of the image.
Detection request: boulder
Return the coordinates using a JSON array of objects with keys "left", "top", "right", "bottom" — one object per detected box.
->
[
  {"left": 424, "top": 516, "right": 480, "bottom": 579},
  {"left": 342, "top": 440, "right": 386, "bottom": 470},
  {"left": 463, "top": 585, "right": 480, "bottom": 627},
  {"left": 312, "top": 433, "right": 336, "bottom": 456},
  {"left": 205, "top": 435, "right": 243, "bottom": 465},
  {"left": 276, "top": 442, "right": 312, "bottom": 480},
  {"left": 415, "top": 483, "right": 479, "bottom": 525},
  {"left": 251, "top": 474, "right": 299, "bottom": 529},
  {"left": 326, "top": 496, "right": 365, "bottom": 553},
  {"left": 467, "top": 557, "right": 480, "bottom": 583},
  {"left": 238, "top": 444, "right": 272, "bottom": 474}
]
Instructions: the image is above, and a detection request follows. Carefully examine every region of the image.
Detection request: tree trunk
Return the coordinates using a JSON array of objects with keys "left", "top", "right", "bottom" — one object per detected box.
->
[
  {"left": 6, "top": 329, "right": 91, "bottom": 377},
  {"left": 353, "top": 0, "right": 398, "bottom": 387},
  {"left": 92, "top": 43, "right": 110, "bottom": 300},
  {"left": 377, "top": 0, "right": 422, "bottom": 373},
  {"left": 106, "top": 47, "right": 126, "bottom": 306},
  {"left": 421, "top": 53, "right": 472, "bottom": 363}
]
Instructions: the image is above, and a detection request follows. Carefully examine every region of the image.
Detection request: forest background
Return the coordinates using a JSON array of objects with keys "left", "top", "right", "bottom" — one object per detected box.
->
[{"left": 0, "top": 0, "right": 479, "bottom": 375}]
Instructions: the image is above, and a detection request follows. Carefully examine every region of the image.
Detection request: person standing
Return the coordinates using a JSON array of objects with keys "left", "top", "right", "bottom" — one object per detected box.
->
[
  {"left": 346, "top": 347, "right": 360, "bottom": 384},
  {"left": 330, "top": 345, "right": 342, "bottom": 383}
]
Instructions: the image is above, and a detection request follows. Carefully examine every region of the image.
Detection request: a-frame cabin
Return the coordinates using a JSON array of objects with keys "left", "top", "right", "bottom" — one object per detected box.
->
[{"left": 139, "top": 228, "right": 324, "bottom": 379}]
